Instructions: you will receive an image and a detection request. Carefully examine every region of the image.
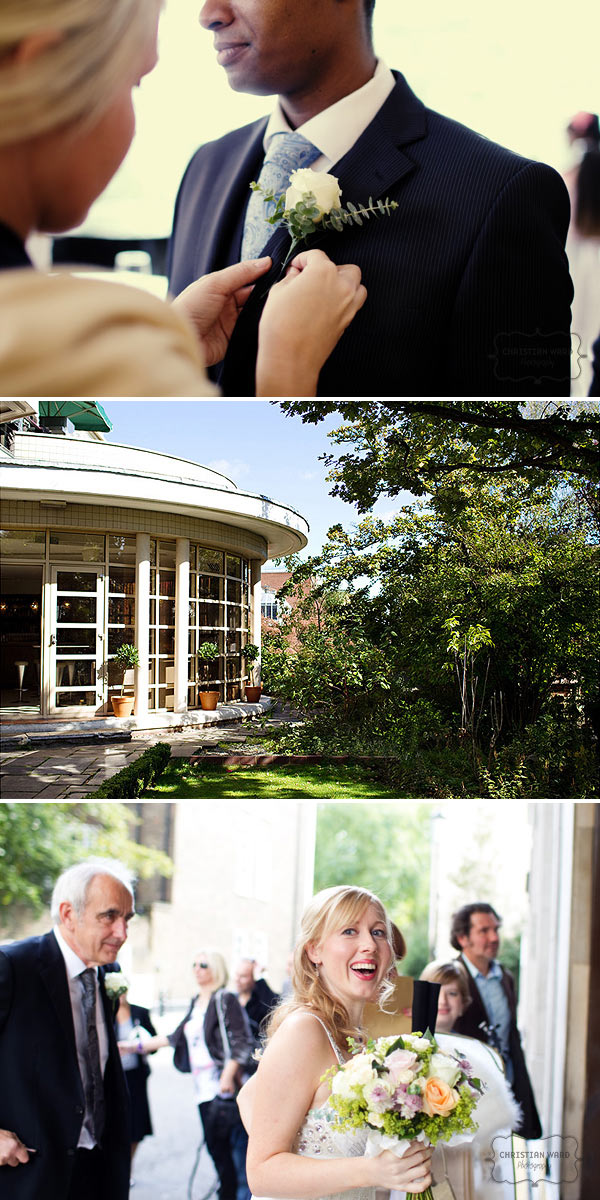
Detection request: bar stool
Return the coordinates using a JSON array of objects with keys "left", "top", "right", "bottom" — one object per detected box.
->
[{"left": 15, "top": 661, "right": 28, "bottom": 702}]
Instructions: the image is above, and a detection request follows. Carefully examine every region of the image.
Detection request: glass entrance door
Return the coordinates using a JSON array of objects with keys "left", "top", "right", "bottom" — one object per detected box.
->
[{"left": 49, "top": 567, "right": 106, "bottom": 713}]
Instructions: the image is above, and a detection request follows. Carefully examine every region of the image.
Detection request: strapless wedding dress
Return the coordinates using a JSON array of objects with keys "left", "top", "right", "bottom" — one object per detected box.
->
[{"left": 252, "top": 1015, "right": 375, "bottom": 1200}]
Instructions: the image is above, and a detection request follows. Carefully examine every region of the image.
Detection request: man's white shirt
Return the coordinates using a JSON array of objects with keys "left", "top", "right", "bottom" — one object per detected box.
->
[{"left": 263, "top": 59, "right": 396, "bottom": 174}]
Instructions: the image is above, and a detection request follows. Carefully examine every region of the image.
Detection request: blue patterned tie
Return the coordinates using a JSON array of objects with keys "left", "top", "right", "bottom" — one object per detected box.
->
[{"left": 240, "top": 131, "right": 320, "bottom": 261}]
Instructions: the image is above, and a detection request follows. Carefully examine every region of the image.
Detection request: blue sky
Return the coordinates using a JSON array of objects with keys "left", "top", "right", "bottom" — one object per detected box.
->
[{"left": 101, "top": 400, "right": 405, "bottom": 560}]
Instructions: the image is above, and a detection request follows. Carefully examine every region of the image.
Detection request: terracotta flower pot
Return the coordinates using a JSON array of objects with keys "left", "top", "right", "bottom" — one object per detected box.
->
[
  {"left": 199, "top": 690, "right": 220, "bottom": 711},
  {"left": 111, "top": 696, "right": 135, "bottom": 718},
  {"left": 245, "top": 685, "right": 263, "bottom": 703}
]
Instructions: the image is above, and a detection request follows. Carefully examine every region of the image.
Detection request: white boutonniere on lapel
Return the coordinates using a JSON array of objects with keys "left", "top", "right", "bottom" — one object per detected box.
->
[
  {"left": 103, "top": 971, "right": 129, "bottom": 1003},
  {"left": 250, "top": 167, "right": 399, "bottom": 273}
]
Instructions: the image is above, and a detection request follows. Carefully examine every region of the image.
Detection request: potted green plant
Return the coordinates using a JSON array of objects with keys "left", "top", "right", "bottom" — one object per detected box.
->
[
  {"left": 243, "top": 641, "right": 262, "bottom": 703},
  {"left": 110, "top": 643, "right": 139, "bottom": 718},
  {"left": 197, "top": 641, "right": 220, "bottom": 710}
]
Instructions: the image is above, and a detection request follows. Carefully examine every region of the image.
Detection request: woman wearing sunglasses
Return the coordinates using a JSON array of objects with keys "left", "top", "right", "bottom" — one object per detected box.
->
[{"left": 120, "top": 949, "right": 251, "bottom": 1200}]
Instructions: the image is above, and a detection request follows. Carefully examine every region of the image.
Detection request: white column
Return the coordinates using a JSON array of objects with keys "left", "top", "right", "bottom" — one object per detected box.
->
[
  {"left": 135, "top": 533, "right": 150, "bottom": 718},
  {"left": 175, "top": 537, "right": 190, "bottom": 712},
  {"left": 250, "top": 559, "right": 262, "bottom": 680}
]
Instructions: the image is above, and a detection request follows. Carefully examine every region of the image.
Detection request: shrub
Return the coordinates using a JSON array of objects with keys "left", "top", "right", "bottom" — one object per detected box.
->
[{"left": 87, "top": 743, "right": 171, "bottom": 798}]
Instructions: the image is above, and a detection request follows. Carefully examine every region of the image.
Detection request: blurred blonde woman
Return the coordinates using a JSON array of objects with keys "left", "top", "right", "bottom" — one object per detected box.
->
[
  {"left": 0, "top": 0, "right": 366, "bottom": 396},
  {"left": 121, "top": 948, "right": 252, "bottom": 1200},
  {"left": 238, "top": 885, "right": 433, "bottom": 1200}
]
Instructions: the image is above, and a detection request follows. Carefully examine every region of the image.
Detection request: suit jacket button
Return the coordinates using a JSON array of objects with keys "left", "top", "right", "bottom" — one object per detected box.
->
[{"left": 76, "top": 1106, "right": 84, "bottom": 1115}]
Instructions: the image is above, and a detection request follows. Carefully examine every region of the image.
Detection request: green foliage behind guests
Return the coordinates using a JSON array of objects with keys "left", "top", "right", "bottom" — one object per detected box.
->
[
  {"left": 261, "top": 466, "right": 599, "bottom": 797},
  {"left": 0, "top": 798, "right": 173, "bottom": 918}
]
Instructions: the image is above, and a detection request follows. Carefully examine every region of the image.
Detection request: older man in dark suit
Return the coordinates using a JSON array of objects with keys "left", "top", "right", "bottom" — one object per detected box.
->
[
  {"left": 0, "top": 859, "right": 135, "bottom": 1200},
  {"left": 168, "top": 0, "right": 572, "bottom": 397},
  {"left": 450, "top": 902, "right": 542, "bottom": 1141}
]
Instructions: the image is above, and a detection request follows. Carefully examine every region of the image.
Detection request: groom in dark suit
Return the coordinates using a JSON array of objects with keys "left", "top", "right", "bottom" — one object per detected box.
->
[
  {"left": 168, "top": 0, "right": 572, "bottom": 396},
  {"left": 0, "top": 859, "right": 134, "bottom": 1200}
]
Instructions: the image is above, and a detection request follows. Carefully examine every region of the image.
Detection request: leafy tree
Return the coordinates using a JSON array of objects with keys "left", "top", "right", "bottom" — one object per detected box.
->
[
  {"left": 0, "top": 803, "right": 173, "bottom": 920},
  {"left": 314, "top": 804, "right": 432, "bottom": 977},
  {"left": 292, "top": 480, "right": 599, "bottom": 739},
  {"left": 278, "top": 400, "right": 600, "bottom": 511},
  {"left": 265, "top": 477, "right": 598, "bottom": 795}
]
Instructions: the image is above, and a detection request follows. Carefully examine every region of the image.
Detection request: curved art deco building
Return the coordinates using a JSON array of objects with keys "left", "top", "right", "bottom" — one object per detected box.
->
[{"left": 0, "top": 407, "right": 308, "bottom": 723}]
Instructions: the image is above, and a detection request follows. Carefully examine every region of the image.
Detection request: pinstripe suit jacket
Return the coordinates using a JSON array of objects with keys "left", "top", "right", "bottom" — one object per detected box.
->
[{"left": 168, "top": 72, "right": 573, "bottom": 396}]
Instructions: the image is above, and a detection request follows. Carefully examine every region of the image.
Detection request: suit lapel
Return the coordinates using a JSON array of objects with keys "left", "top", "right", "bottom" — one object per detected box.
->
[
  {"left": 331, "top": 73, "right": 427, "bottom": 206},
  {"left": 204, "top": 120, "right": 268, "bottom": 271},
  {"left": 38, "top": 931, "right": 79, "bottom": 1055}
]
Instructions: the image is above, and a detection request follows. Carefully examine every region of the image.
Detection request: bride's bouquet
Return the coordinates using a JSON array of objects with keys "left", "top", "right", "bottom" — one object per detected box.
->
[{"left": 326, "top": 1030, "right": 485, "bottom": 1200}]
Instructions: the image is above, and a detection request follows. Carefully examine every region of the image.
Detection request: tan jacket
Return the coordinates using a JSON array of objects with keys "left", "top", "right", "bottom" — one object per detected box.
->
[{"left": 0, "top": 269, "right": 217, "bottom": 396}]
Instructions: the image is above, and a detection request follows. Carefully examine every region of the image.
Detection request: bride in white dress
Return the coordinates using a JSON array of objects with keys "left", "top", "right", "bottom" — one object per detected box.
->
[{"left": 238, "top": 885, "right": 433, "bottom": 1200}]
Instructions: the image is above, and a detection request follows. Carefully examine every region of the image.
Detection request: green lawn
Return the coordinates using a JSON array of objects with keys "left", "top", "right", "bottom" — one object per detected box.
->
[{"left": 142, "top": 760, "right": 399, "bottom": 799}]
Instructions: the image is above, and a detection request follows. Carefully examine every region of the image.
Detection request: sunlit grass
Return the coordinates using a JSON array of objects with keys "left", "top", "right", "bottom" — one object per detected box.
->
[{"left": 143, "top": 761, "right": 399, "bottom": 799}]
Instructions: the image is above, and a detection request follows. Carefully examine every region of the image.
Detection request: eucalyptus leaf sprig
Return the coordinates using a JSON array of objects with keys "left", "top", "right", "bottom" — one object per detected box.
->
[{"left": 250, "top": 173, "right": 399, "bottom": 273}]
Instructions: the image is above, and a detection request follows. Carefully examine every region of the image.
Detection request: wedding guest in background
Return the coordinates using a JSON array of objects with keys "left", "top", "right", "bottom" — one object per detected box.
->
[
  {"left": 419, "top": 959, "right": 471, "bottom": 1031},
  {"left": 564, "top": 111, "right": 600, "bottom": 395},
  {"left": 451, "top": 902, "right": 541, "bottom": 1140},
  {"left": 114, "top": 983, "right": 157, "bottom": 1178},
  {"left": 168, "top": 0, "right": 572, "bottom": 397},
  {"left": 128, "top": 949, "right": 252, "bottom": 1200},
  {"left": 0, "top": 858, "right": 134, "bottom": 1200},
  {"left": 0, "top": 0, "right": 366, "bottom": 397},
  {"left": 234, "top": 959, "right": 279, "bottom": 1059}
]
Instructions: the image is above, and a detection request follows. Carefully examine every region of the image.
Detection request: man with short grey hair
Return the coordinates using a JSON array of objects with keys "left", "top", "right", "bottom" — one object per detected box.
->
[{"left": 0, "top": 858, "right": 135, "bottom": 1200}]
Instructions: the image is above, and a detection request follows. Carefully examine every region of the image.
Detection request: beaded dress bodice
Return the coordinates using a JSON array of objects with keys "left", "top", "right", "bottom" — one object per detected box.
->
[{"left": 253, "top": 1015, "right": 375, "bottom": 1200}]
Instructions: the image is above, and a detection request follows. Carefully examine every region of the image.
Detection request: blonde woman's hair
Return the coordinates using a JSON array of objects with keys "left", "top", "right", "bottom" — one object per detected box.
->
[
  {"left": 0, "top": 0, "right": 160, "bottom": 147},
  {"left": 420, "top": 960, "right": 472, "bottom": 1010},
  {"left": 196, "top": 948, "right": 229, "bottom": 993},
  {"left": 267, "top": 885, "right": 395, "bottom": 1051}
]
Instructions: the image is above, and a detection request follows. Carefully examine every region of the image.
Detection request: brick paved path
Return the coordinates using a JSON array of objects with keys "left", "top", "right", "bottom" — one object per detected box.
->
[{"left": 0, "top": 704, "right": 304, "bottom": 799}]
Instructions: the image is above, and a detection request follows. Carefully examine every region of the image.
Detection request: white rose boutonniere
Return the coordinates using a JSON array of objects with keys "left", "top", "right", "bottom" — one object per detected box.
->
[
  {"left": 104, "top": 971, "right": 129, "bottom": 1002},
  {"left": 250, "top": 167, "right": 398, "bottom": 272},
  {"left": 285, "top": 168, "right": 342, "bottom": 216}
]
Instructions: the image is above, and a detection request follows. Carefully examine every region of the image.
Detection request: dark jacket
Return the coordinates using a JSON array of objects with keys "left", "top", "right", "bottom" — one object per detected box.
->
[
  {"left": 243, "top": 978, "right": 280, "bottom": 1042},
  {"left": 168, "top": 989, "right": 252, "bottom": 1075},
  {"left": 114, "top": 1003, "right": 157, "bottom": 1082},
  {"left": 0, "top": 931, "right": 130, "bottom": 1200},
  {"left": 453, "top": 954, "right": 542, "bottom": 1140},
  {"left": 168, "top": 71, "right": 572, "bottom": 397}
]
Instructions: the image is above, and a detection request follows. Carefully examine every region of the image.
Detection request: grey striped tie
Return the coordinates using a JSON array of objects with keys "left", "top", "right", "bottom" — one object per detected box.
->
[
  {"left": 240, "top": 131, "right": 320, "bottom": 261},
  {"left": 79, "top": 968, "right": 105, "bottom": 1143}
]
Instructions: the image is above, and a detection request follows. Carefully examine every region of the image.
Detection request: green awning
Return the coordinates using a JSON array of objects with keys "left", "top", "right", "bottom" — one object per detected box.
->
[{"left": 38, "top": 401, "right": 113, "bottom": 432}]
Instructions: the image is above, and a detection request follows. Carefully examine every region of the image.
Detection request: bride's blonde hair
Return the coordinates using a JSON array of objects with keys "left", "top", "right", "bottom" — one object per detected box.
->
[
  {"left": 267, "top": 885, "right": 397, "bottom": 1051},
  {"left": 0, "top": 0, "right": 161, "bottom": 147}
]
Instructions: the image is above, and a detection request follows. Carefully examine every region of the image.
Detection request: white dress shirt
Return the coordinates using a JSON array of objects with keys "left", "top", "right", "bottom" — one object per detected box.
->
[
  {"left": 53, "top": 926, "right": 110, "bottom": 1149},
  {"left": 263, "top": 59, "right": 396, "bottom": 175}
]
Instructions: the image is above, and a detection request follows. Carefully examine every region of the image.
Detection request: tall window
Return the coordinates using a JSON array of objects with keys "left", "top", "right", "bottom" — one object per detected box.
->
[
  {"left": 149, "top": 539, "right": 176, "bottom": 710},
  {"left": 188, "top": 547, "right": 250, "bottom": 704},
  {"left": 107, "top": 535, "right": 136, "bottom": 705}
]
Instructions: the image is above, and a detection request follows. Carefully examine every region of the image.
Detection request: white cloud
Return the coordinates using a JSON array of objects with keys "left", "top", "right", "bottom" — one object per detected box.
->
[
  {"left": 207, "top": 458, "right": 251, "bottom": 481},
  {"left": 298, "top": 470, "right": 317, "bottom": 481}
]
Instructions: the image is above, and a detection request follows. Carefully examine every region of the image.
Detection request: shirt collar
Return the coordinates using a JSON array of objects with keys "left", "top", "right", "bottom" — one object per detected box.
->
[
  {"left": 263, "top": 59, "right": 395, "bottom": 166},
  {"left": 53, "top": 925, "right": 96, "bottom": 981},
  {"left": 462, "top": 953, "right": 502, "bottom": 981}
]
